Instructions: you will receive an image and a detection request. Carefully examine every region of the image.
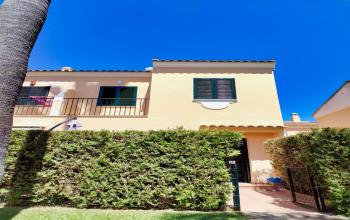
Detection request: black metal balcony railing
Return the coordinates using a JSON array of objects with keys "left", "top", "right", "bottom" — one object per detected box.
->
[
  {"left": 59, "top": 98, "right": 148, "bottom": 117},
  {"left": 14, "top": 97, "right": 149, "bottom": 117},
  {"left": 14, "top": 96, "right": 54, "bottom": 115}
]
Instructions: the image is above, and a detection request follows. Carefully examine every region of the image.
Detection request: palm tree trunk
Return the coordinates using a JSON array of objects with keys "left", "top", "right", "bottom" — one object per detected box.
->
[{"left": 0, "top": 0, "right": 51, "bottom": 181}]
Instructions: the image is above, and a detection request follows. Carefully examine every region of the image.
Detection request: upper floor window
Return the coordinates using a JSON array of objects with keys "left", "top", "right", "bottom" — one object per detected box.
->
[
  {"left": 193, "top": 78, "right": 236, "bottom": 100},
  {"left": 97, "top": 86, "right": 137, "bottom": 106},
  {"left": 17, "top": 86, "right": 51, "bottom": 105}
]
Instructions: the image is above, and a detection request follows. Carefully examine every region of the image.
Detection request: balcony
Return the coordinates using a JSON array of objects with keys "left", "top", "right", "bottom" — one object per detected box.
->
[
  {"left": 15, "top": 97, "right": 149, "bottom": 117},
  {"left": 15, "top": 96, "right": 54, "bottom": 115}
]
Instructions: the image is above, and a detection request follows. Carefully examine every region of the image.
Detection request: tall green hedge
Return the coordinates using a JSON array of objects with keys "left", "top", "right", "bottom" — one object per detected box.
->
[
  {"left": 265, "top": 128, "right": 350, "bottom": 216},
  {"left": 1, "top": 129, "right": 242, "bottom": 210}
]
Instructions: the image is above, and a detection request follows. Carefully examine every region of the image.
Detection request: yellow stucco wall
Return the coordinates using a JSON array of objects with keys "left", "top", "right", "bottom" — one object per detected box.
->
[
  {"left": 13, "top": 63, "right": 284, "bottom": 183},
  {"left": 15, "top": 65, "right": 283, "bottom": 130},
  {"left": 245, "top": 132, "right": 280, "bottom": 183},
  {"left": 21, "top": 74, "right": 151, "bottom": 99},
  {"left": 147, "top": 72, "right": 283, "bottom": 129},
  {"left": 203, "top": 126, "right": 282, "bottom": 183},
  {"left": 316, "top": 107, "right": 350, "bottom": 128}
]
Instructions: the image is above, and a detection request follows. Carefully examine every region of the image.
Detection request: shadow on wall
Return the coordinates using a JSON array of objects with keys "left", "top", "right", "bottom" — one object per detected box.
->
[
  {"left": 49, "top": 86, "right": 63, "bottom": 97},
  {"left": 143, "top": 76, "right": 152, "bottom": 116},
  {"left": 3, "top": 131, "right": 49, "bottom": 208},
  {"left": 251, "top": 169, "right": 273, "bottom": 183}
]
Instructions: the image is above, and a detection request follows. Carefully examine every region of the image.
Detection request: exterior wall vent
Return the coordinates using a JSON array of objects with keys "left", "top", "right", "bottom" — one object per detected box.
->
[{"left": 61, "top": 67, "right": 74, "bottom": 72}]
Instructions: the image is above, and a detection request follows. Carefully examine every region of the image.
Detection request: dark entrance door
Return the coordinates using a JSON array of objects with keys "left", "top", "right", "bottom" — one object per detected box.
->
[{"left": 235, "top": 138, "right": 251, "bottom": 183}]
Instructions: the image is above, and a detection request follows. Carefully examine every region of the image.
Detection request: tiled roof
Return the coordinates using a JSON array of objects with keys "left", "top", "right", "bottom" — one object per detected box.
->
[
  {"left": 28, "top": 70, "right": 147, "bottom": 72},
  {"left": 29, "top": 59, "right": 276, "bottom": 72},
  {"left": 153, "top": 59, "right": 275, "bottom": 63},
  {"left": 284, "top": 121, "right": 318, "bottom": 127}
]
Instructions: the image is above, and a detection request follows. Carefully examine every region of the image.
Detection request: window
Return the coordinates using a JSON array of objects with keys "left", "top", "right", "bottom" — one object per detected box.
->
[
  {"left": 97, "top": 86, "right": 137, "bottom": 106},
  {"left": 194, "top": 78, "right": 236, "bottom": 100},
  {"left": 17, "top": 86, "right": 51, "bottom": 105}
]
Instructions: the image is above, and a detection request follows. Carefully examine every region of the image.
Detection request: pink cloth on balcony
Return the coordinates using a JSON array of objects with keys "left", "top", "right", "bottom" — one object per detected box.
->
[{"left": 29, "top": 96, "right": 53, "bottom": 107}]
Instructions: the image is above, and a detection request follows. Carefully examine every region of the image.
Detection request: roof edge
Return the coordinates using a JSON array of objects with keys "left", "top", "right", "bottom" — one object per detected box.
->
[
  {"left": 28, "top": 69, "right": 148, "bottom": 73},
  {"left": 312, "top": 80, "right": 350, "bottom": 117},
  {"left": 153, "top": 59, "right": 276, "bottom": 63}
]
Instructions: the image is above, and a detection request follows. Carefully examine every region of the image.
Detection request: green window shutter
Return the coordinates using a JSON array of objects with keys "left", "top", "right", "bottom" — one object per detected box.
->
[
  {"left": 97, "top": 86, "right": 137, "bottom": 106},
  {"left": 216, "top": 79, "right": 236, "bottom": 99},
  {"left": 97, "top": 87, "right": 105, "bottom": 106},
  {"left": 194, "top": 78, "right": 236, "bottom": 100},
  {"left": 193, "top": 79, "right": 198, "bottom": 99},
  {"left": 97, "top": 87, "right": 119, "bottom": 106},
  {"left": 194, "top": 78, "right": 214, "bottom": 99},
  {"left": 231, "top": 78, "right": 237, "bottom": 99},
  {"left": 211, "top": 79, "right": 218, "bottom": 99},
  {"left": 117, "top": 87, "right": 137, "bottom": 106},
  {"left": 132, "top": 87, "right": 137, "bottom": 106},
  {"left": 29, "top": 87, "right": 50, "bottom": 96},
  {"left": 19, "top": 87, "right": 31, "bottom": 97},
  {"left": 18, "top": 86, "right": 50, "bottom": 97},
  {"left": 98, "top": 87, "right": 104, "bottom": 98}
]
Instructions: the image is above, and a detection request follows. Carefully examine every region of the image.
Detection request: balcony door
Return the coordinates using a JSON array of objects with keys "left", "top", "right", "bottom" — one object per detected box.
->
[{"left": 97, "top": 86, "right": 137, "bottom": 106}]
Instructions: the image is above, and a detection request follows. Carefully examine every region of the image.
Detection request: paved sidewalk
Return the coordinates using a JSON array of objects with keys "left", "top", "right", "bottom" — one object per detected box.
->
[{"left": 235, "top": 186, "right": 348, "bottom": 220}]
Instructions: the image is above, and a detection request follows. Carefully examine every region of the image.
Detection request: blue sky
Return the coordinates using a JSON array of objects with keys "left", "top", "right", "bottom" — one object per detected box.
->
[{"left": 23, "top": 0, "right": 350, "bottom": 121}]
